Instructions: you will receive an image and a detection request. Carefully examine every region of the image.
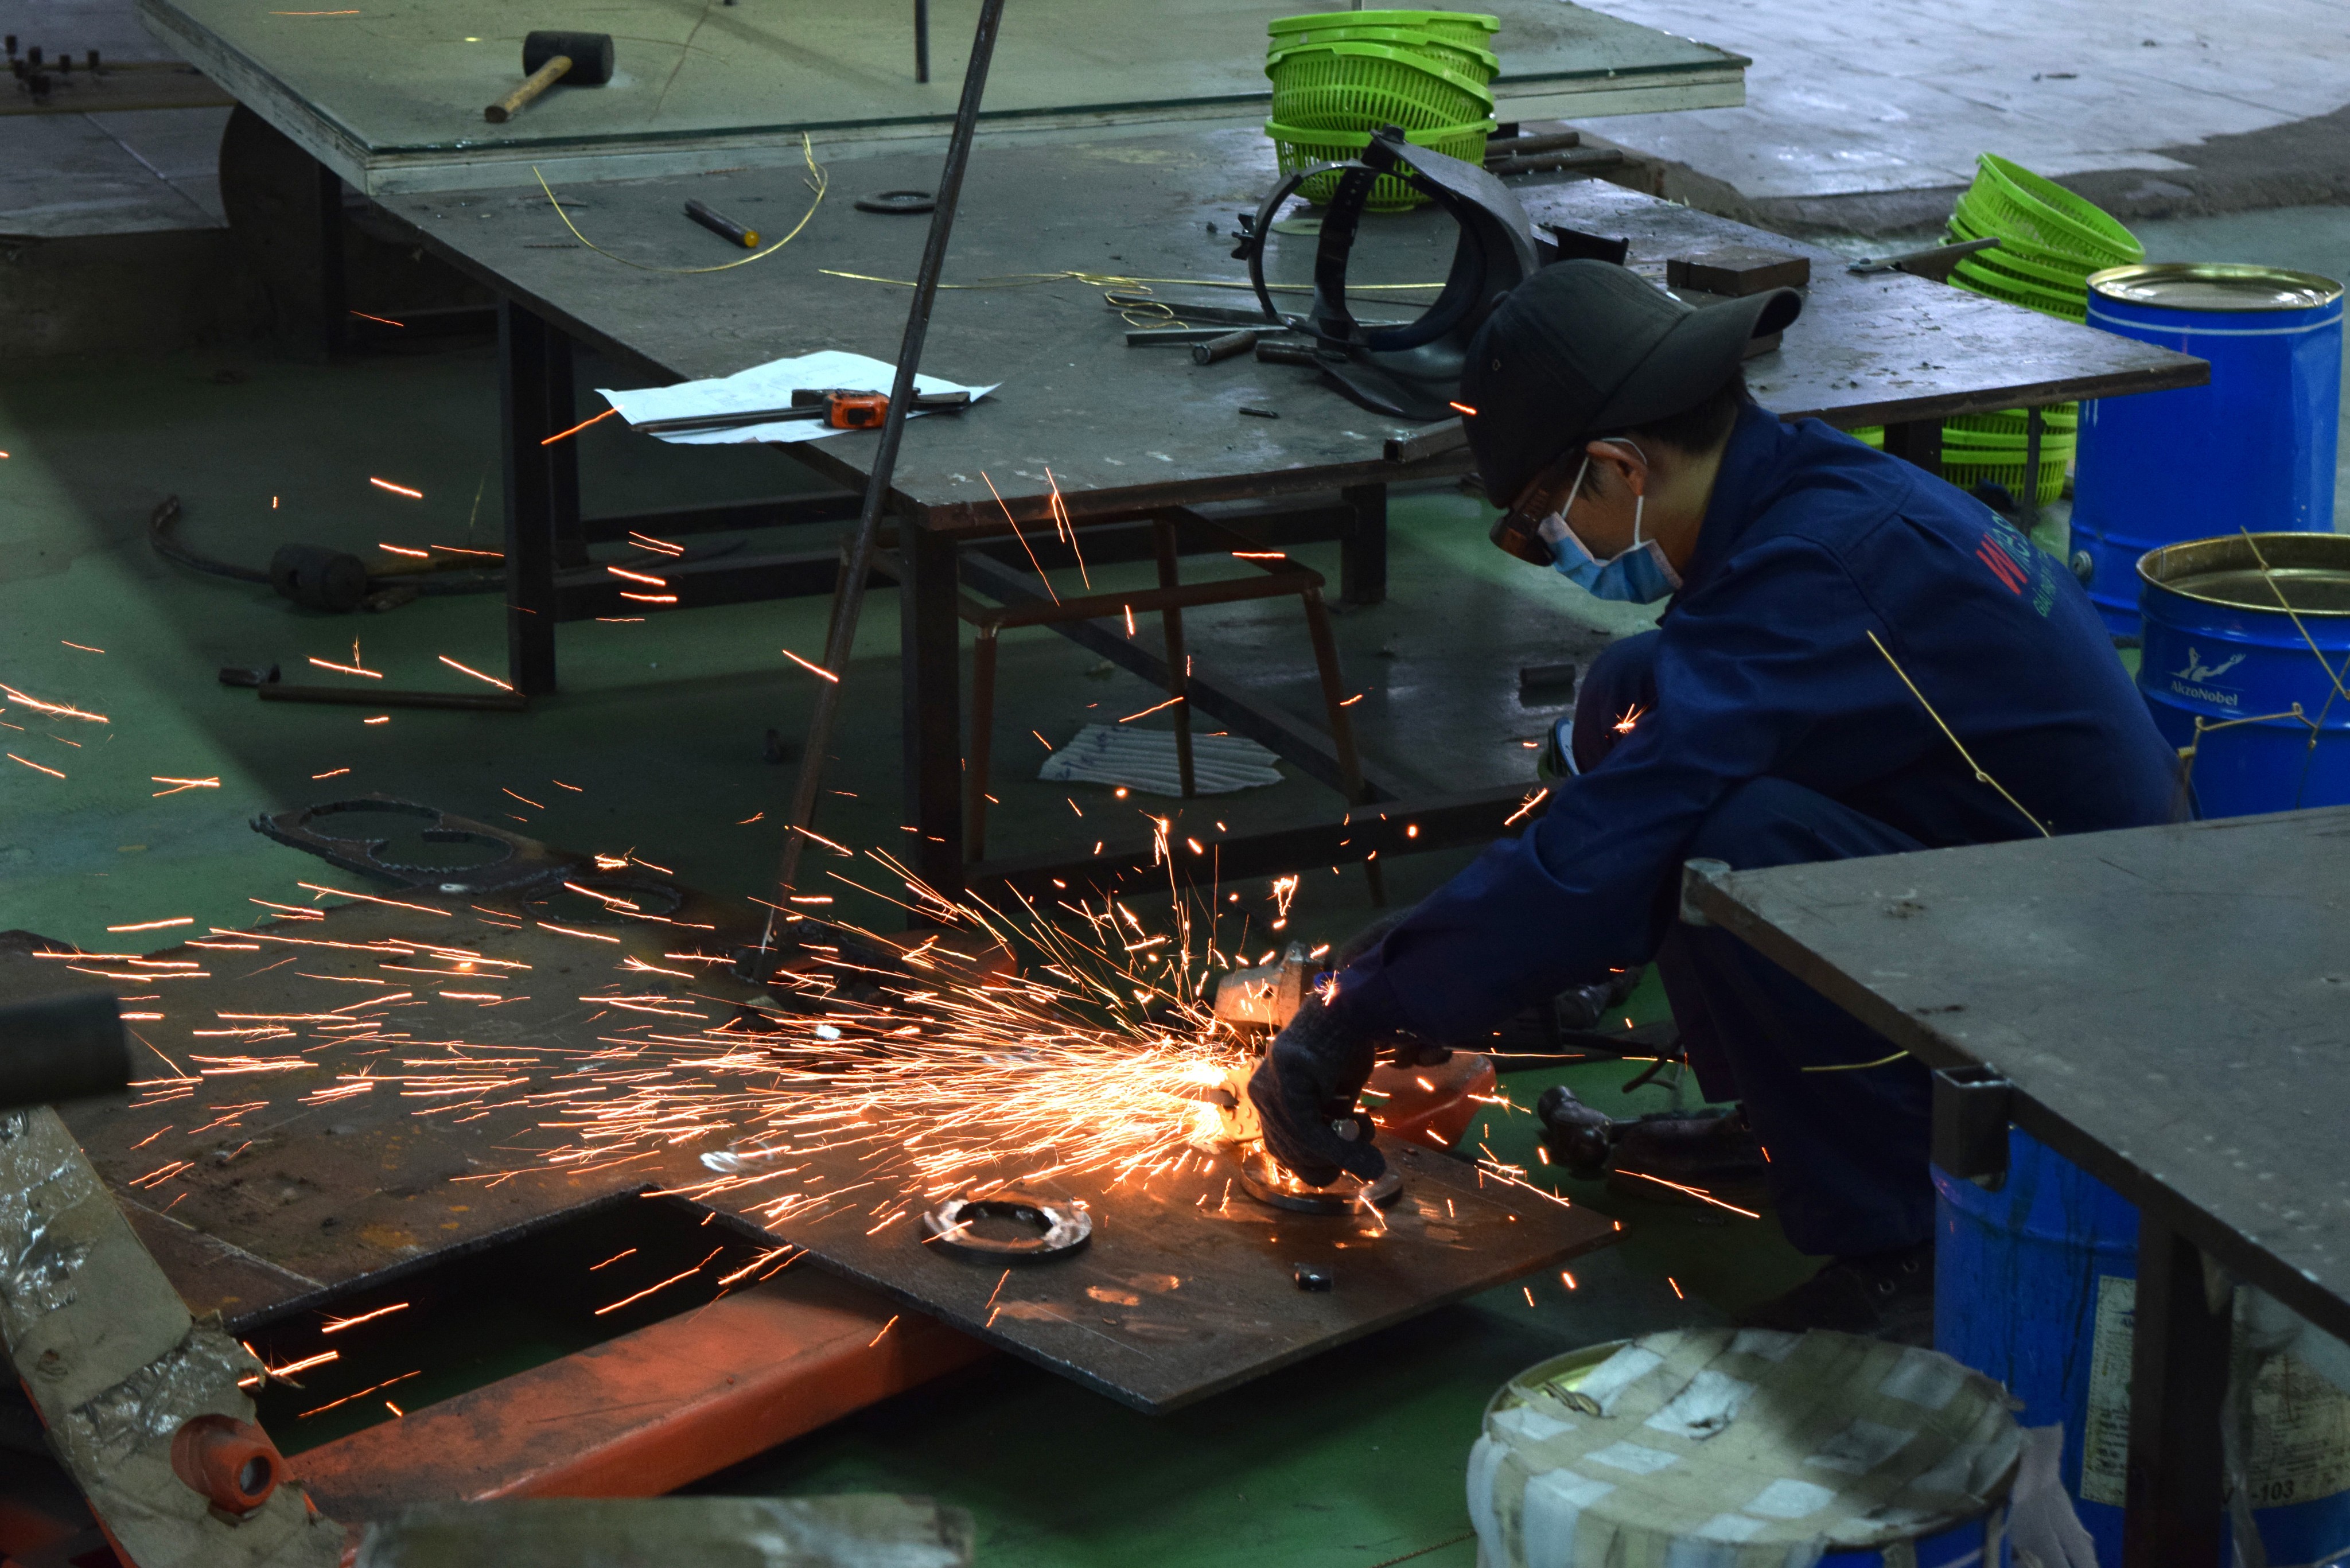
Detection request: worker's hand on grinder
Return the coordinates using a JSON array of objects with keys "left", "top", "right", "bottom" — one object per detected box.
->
[{"left": 1246, "top": 990, "right": 1386, "bottom": 1188}]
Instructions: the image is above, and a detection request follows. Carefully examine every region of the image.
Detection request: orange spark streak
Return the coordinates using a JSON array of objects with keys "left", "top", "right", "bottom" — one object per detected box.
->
[
  {"left": 1611, "top": 1169, "right": 1760, "bottom": 1217},
  {"left": 321, "top": 1301, "right": 410, "bottom": 1333},
  {"left": 298, "top": 1370, "right": 419, "bottom": 1419},
  {"left": 1118, "top": 694, "right": 1182, "bottom": 723},
  {"left": 780, "top": 647, "right": 839, "bottom": 682},
  {"left": 593, "top": 1248, "right": 720, "bottom": 1316},
  {"left": 1613, "top": 703, "right": 1646, "bottom": 734},
  {"left": 61, "top": 641, "right": 104, "bottom": 653},
  {"left": 1504, "top": 787, "right": 1550, "bottom": 827},
  {"left": 619, "top": 593, "right": 678, "bottom": 604},
  {"left": 379, "top": 543, "right": 430, "bottom": 558},
  {"left": 608, "top": 565, "right": 668, "bottom": 586},
  {"left": 8, "top": 753, "right": 65, "bottom": 779},
  {"left": 369, "top": 478, "right": 423, "bottom": 499},
  {"left": 866, "top": 1313, "right": 900, "bottom": 1347},
  {"left": 1, "top": 684, "right": 106, "bottom": 722},
  {"left": 297, "top": 882, "right": 453, "bottom": 917},
  {"left": 438, "top": 655, "right": 515, "bottom": 691},
  {"left": 542, "top": 405, "right": 622, "bottom": 445},
  {"left": 108, "top": 917, "right": 193, "bottom": 932},
  {"left": 312, "top": 768, "right": 351, "bottom": 779},
  {"left": 979, "top": 470, "right": 1060, "bottom": 605}
]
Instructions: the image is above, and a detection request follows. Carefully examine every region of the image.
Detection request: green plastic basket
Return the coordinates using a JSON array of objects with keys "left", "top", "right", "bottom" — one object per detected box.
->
[
  {"left": 1270, "top": 10, "right": 1499, "bottom": 48},
  {"left": 1849, "top": 425, "right": 1885, "bottom": 449},
  {"left": 1943, "top": 449, "right": 2069, "bottom": 506},
  {"left": 1265, "top": 25, "right": 1497, "bottom": 80},
  {"left": 1266, "top": 118, "right": 1496, "bottom": 211},
  {"left": 1268, "top": 40, "right": 1495, "bottom": 130},
  {"left": 1947, "top": 208, "right": 2099, "bottom": 291},
  {"left": 1947, "top": 402, "right": 2079, "bottom": 439},
  {"left": 1951, "top": 256, "right": 2088, "bottom": 323},
  {"left": 1964, "top": 154, "right": 2142, "bottom": 268}
]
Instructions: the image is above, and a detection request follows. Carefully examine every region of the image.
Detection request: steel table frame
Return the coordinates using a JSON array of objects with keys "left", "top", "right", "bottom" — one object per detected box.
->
[
  {"left": 1680, "top": 808, "right": 2350, "bottom": 1568},
  {"left": 354, "top": 126, "right": 2211, "bottom": 910}
]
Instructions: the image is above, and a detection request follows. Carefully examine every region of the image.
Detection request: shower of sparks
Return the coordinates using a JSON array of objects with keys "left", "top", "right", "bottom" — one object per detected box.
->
[{"left": 1613, "top": 703, "right": 1646, "bottom": 734}]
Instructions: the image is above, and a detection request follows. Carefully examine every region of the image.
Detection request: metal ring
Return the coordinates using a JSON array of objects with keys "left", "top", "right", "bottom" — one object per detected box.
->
[
  {"left": 856, "top": 189, "right": 936, "bottom": 215},
  {"left": 921, "top": 1188, "right": 1091, "bottom": 1259},
  {"left": 1238, "top": 1146, "right": 1402, "bottom": 1214}
]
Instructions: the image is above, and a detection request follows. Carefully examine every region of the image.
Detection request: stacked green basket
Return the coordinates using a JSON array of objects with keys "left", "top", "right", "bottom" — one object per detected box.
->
[
  {"left": 1266, "top": 10, "right": 1500, "bottom": 212},
  {"left": 1939, "top": 154, "right": 2144, "bottom": 503}
]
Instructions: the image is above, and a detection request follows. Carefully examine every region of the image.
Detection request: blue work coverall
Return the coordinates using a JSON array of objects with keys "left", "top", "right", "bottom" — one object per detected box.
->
[{"left": 1335, "top": 404, "right": 2183, "bottom": 1256}]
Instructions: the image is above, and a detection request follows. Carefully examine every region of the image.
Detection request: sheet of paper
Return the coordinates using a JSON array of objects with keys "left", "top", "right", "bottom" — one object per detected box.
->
[{"left": 597, "top": 351, "right": 997, "bottom": 445}]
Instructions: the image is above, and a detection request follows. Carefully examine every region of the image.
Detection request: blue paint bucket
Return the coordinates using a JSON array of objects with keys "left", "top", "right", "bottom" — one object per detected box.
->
[
  {"left": 1936, "top": 1129, "right": 2350, "bottom": 1567},
  {"left": 2138, "top": 531, "right": 2350, "bottom": 818},
  {"left": 2071, "top": 263, "right": 2343, "bottom": 635}
]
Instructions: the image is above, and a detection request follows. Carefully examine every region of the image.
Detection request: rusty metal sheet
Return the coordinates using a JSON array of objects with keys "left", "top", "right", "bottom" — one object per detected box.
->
[{"left": 2, "top": 842, "right": 1612, "bottom": 1411}]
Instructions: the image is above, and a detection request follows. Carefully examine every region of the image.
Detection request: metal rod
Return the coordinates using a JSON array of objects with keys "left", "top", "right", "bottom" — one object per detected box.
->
[
  {"left": 769, "top": 0, "right": 1006, "bottom": 931},
  {"left": 915, "top": 0, "right": 929, "bottom": 82}
]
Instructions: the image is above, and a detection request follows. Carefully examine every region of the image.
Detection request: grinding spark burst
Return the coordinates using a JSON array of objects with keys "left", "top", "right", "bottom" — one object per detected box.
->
[{"left": 529, "top": 851, "right": 1263, "bottom": 1229}]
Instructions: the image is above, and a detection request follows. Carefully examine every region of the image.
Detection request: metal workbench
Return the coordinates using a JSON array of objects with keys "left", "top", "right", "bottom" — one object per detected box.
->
[
  {"left": 137, "top": 0, "right": 1749, "bottom": 194},
  {"left": 363, "top": 123, "right": 2206, "bottom": 905},
  {"left": 1681, "top": 805, "right": 2350, "bottom": 1568}
]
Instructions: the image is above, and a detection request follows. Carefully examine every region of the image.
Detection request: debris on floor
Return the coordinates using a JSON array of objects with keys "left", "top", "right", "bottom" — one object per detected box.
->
[{"left": 1037, "top": 723, "right": 1282, "bottom": 795}]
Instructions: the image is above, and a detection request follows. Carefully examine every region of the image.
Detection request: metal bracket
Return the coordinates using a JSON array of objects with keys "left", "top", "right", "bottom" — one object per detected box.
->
[
  {"left": 1931, "top": 1064, "right": 2014, "bottom": 1190},
  {"left": 1679, "top": 858, "right": 1731, "bottom": 927}
]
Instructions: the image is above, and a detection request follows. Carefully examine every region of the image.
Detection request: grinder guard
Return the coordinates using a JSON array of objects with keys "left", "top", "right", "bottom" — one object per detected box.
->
[{"left": 1236, "top": 126, "right": 1545, "bottom": 422}]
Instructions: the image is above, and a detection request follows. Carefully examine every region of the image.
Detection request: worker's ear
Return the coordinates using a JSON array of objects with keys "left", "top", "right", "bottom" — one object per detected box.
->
[{"left": 1583, "top": 438, "right": 1649, "bottom": 498}]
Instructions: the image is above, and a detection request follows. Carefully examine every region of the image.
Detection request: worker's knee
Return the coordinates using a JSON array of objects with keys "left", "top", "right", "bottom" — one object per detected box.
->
[
  {"left": 1572, "top": 632, "right": 1660, "bottom": 773},
  {"left": 1688, "top": 776, "right": 1922, "bottom": 872}
]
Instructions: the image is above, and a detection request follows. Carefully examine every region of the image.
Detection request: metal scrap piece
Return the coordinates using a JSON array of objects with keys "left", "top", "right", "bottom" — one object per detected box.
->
[
  {"left": 0, "top": 1107, "right": 341, "bottom": 1568},
  {"left": 251, "top": 793, "right": 583, "bottom": 895},
  {"left": 920, "top": 1190, "right": 1092, "bottom": 1261}
]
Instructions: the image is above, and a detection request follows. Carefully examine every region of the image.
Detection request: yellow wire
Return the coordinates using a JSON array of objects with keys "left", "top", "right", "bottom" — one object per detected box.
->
[
  {"left": 1800, "top": 1049, "right": 1912, "bottom": 1073},
  {"left": 815, "top": 268, "right": 1440, "bottom": 294},
  {"left": 531, "top": 135, "right": 827, "bottom": 275},
  {"left": 1866, "top": 629, "right": 2052, "bottom": 838}
]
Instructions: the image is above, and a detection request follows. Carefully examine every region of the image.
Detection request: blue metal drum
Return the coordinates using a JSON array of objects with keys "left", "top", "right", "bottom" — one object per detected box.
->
[
  {"left": 1937, "top": 1129, "right": 2350, "bottom": 1567},
  {"left": 2138, "top": 532, "right": 2350, "bottom": 818},
  {"left": 2072, "top": 263, "right": 2343, "bottom": 635}
]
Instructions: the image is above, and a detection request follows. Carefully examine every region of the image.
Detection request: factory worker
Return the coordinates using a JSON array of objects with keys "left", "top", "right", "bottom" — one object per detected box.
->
[{"left": 1248, "top": 260, "right": 2182, "bottom": 1344}]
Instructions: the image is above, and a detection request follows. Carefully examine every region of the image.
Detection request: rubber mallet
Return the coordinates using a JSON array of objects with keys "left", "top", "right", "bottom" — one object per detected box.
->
[{"left": 485, "top": 29, "right": 613, "bottom": 123}]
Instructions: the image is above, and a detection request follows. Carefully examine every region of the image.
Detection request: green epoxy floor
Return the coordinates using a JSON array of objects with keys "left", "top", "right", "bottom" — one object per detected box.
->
[{"left": 0, "top": 335, "right": 1810, "bottom": 1559}]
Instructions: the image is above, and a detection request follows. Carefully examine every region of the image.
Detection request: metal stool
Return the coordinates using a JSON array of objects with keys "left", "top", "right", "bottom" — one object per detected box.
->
[{"left": 871, "top": 514, "right": 1379, "bottom": 893}]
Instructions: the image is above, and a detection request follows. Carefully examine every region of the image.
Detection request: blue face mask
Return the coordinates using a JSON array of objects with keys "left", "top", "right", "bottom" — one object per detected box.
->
[{"left": 1538, "top": 442, "right": 1683, "bottom": 605}]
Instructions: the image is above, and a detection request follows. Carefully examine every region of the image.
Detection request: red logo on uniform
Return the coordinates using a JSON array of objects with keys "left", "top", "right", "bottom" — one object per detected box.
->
[{"left": 1976, "top": 538, "right": 2028, "bottom": 594}]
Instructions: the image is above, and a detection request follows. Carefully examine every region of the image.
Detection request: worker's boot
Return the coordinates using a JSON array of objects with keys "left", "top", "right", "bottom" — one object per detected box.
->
[
  {"left": 1736, "top": 1242, "right": 1935, "bottom": 1347},
  {"left": 1605, "top": 1104, "right": 1771, "bottom": 1211}
]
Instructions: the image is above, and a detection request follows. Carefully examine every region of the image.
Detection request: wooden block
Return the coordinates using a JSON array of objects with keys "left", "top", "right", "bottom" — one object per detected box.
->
[{"left": 1666, "top": 247, "right": 1811, "bottom": 297}]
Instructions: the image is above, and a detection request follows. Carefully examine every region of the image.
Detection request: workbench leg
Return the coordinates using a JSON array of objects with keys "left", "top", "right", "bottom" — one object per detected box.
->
[
  {"left": 1152, "top": 520, "right": 1197, "bottom": 797},
  {"left": 313, "top": 161, "right": 348, "bottom": 361},
  {"left": 1882, "top": 420, "right": 1943, "bottom": 480},
  {"left": 901, "top": 523, "right": 965, "bottom": 907},
  {"left": 966, "top": 629, "right": 997, "bottom": 863},
  {"left": 1340, "top": 483, "right": 1388, "bottom": 606},
  {"left": 546, "top": 328, "right": 587, "bottom": 569},
  {"left": 499, "top": 300, "right": 561, "bottom": 697},
  {"left": 2123, "top": 1217, "right": 2231, "bottom": 1568}
]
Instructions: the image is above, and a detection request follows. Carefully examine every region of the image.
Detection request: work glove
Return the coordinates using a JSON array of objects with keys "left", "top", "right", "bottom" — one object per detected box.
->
[{"left": 1246, "top": 994, "right": 1386, "bottom": 1188}]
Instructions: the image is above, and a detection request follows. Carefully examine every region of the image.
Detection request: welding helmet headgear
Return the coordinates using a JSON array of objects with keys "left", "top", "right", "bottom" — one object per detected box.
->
[{"left": 1234, "top": 127, "right": 1544, "bottom": 422}]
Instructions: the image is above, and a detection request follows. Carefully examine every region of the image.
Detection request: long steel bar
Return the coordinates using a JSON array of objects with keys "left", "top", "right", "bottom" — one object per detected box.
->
[{"left": 769, "top": 0, "right": 1007, "bottom": 932}]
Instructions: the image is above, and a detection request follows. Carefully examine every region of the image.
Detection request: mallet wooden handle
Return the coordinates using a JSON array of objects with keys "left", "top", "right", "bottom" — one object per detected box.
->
[{"left": 485, "top": 54, "right": 571, "bottom": 123}]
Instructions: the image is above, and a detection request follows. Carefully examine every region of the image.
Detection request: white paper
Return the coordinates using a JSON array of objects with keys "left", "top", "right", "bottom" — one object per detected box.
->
[{"left": 598, "top": 350, "right": 997, "bottom": 446}]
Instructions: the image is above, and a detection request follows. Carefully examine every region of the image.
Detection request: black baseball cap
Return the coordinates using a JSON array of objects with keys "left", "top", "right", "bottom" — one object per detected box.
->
[{"left": 1459, "top": 259, "right": 1803, "bottom": 509}]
